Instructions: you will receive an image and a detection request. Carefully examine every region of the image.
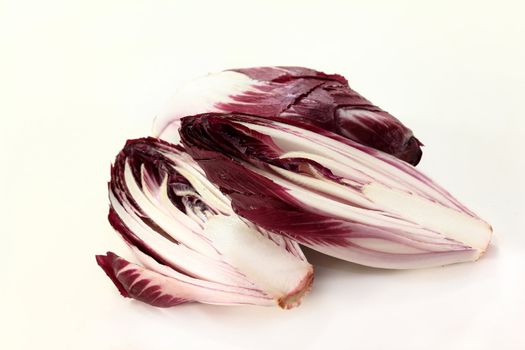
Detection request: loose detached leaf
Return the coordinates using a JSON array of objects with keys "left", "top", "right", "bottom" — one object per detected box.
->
[
  {"left": 180, "top": 114, "right": 493, "bottom": 269},
  {"left": 153, "top": 66, "right": 423, "bottom": 165},
  {"left": 96, "top": 138, "right": 313, "bottom": 309}
]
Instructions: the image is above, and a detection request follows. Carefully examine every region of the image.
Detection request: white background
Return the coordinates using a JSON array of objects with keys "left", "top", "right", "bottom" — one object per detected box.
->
[{"left": 2, "top": 1, "right": 524, "bottom": 349}]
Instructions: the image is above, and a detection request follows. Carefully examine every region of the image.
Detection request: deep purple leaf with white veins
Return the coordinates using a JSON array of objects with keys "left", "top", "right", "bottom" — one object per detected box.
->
[
  {"left": 180, "top": 113, "right": 493, "bottom": 269},
  {"left": 153, "top": 66, "right": 423, "bottom": 165},
  {"left": 96, "top": 138, "right": 313, "bottom": 309}
]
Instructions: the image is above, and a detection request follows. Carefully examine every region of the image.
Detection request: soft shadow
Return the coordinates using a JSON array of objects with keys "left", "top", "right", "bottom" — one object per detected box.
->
[
  {"left": 158, "top": 299, "right": 295, "bottom": 323},
  {"left": 142, "top": 245, "right": 500, "bottom": 320},
  {"left": 482, "top": 242, "right": 499, "bottom": 260}
]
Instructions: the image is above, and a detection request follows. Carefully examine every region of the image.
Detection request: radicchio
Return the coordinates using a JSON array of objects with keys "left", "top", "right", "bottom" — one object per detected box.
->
[
  {"left": 153, "top": 66, "right": 423, "bottom": 165},
  {"left": 180, "top": 114, "right": 492, "bottom": 269},
  {"left": 96, "top": 138, "right": 313, "bottom": 308}
]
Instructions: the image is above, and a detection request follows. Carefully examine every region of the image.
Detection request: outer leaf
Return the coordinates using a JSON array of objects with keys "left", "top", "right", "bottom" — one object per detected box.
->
[
  {"left": 153, "top": 66, "right": 423, "bottom": 165},
  {"left": 97, "top": 138, "right": 313, "bottom": 308},
  {"left": 180, "top": 113, "right": 493, "bottom": 269}
]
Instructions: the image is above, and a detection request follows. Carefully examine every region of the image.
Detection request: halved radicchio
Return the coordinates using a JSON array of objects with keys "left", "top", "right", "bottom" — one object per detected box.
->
[
  {"left": 96, "top": 138, "right": 313, "bottom": 309},
  {"left": 180, "top": 113, "right": 492, "bottom": 269}
]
